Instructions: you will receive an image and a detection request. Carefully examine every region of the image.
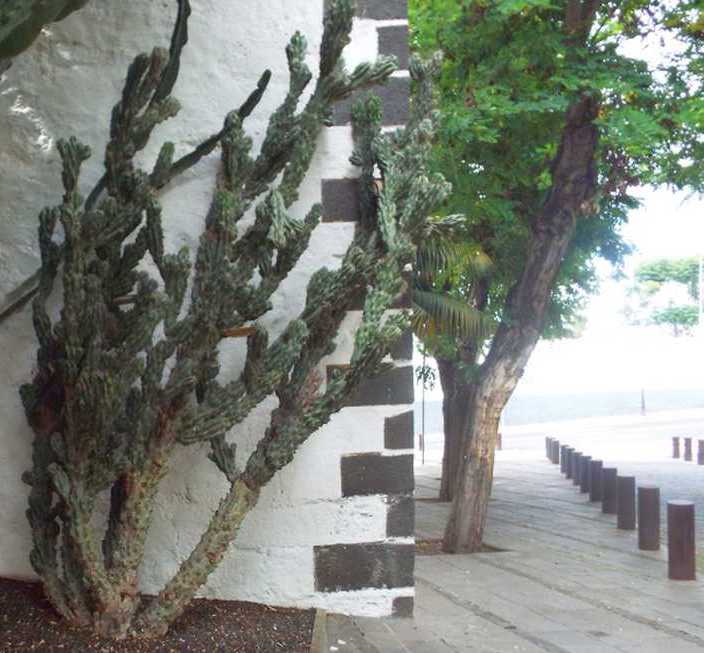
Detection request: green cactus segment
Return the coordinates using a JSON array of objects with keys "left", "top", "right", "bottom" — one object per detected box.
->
[{"left": 21, "top": 0, "right": 449, "bottom": 639}]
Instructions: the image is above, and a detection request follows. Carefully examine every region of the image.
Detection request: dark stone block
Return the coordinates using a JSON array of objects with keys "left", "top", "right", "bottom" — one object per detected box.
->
[
  {"left": 314, "top": 542, "right": 415, "bottom": 592},
  {"left": 384, "top": 410, "right": 413, "bottom": 450},
  {"left": 392, "top": 596, "right": 414, "bottom": 617},
  {"left": 378, "top": 25, "right": 409, "bottom": 70},
  {"left": 328, "top": 364, "right": 414, "bottom": 406},
  {"left": 341, "top": 452, "right": 414, "bottom": 496},
  {"left": 389, "top": 329, "right": 413, "bottom": 360},
  {"left": 355, "top": 0, "right": 408, "bottom": 19},
  {"left": 332, "top": 77, "right": 410, "bottom": 126},
  {"left": 322, "top": 178, "right": 361, "bottom": 222},
  {"left": 387, "top": 494, "right": 414, "bottom": 537}
]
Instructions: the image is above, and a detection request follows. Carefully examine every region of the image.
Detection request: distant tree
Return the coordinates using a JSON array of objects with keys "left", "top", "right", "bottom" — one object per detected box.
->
[
  {"left": 636, "top": 258, "right": 700, "bottom": 300},
  {"left": 651, "top": 305, "right": 699, "bottom": 336},
  {"left": 411, "top": 0, "right": 704, "bottom": 553},
  {"left": 626, "top": 257, "right": 701, "bottom": 336}
]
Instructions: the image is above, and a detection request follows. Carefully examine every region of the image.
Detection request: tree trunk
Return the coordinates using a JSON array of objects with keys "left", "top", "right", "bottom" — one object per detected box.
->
[
  {"left": 436, "top": 277, "right": 489, "bottom": 501},
  {"left": 443, "top": 380, "right": 506, "bottom": 552},
  {"left": 443, "top": 90, "right": 601, "bottom": 552},
  {"left": 437, "top": 358, "right": 473, "bottom": 502}
]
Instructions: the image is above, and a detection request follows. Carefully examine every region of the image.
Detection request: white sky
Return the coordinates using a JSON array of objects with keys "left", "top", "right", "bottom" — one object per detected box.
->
[{"left": 417, "top": 187, "right": 704, "bottom": 400}]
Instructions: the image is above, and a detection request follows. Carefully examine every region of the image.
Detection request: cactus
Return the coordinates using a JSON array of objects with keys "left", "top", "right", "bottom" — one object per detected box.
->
[{"left": 20, "top": 0, "right": 449, "bottom": 639}]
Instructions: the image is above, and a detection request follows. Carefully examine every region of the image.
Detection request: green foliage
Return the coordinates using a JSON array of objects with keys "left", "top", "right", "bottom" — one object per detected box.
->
[
  {"left": 627, "top": 256, "right": 702, "bottom": 335},
  {"left": 411, "top": 213, "right": 494, "bottom": 341},
  {"left": 18, "top": 1, "right": 448, "bottom": 639},
  {"left": 636, "top": 257, "right": 701, "bottom": 300},
  {"left": 651, "top": 304, "right": 699, "bottom": 336},
  {"left": 412, "top": 288, "right": 493, "bottom": 339},
  {"left": 409, "top": 0, "right": 704, "bottom": 360}
]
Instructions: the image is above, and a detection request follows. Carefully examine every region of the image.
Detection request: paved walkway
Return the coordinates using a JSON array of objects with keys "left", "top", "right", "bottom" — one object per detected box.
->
[{"left": 324, "top": 413, "right": 704, "bottom": 652}]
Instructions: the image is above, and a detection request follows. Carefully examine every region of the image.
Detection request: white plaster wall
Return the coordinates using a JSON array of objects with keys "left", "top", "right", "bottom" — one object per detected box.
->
[{"left": 0, "top": 0, "right": 411, "bottom": 615}]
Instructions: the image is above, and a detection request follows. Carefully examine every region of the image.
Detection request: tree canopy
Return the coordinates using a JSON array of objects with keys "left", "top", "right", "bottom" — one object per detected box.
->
[
  {"left": 636, "top": 257, "right": 700, "bottom": 299},
  {"left": 627, "top": 256, "right": 702, "bottom": 335},
  {"left": 409, "top": 0, "right": 704, "bottom": 549},
  {"left": 411, "top": 0, "right": 704, "bottom": 360}
]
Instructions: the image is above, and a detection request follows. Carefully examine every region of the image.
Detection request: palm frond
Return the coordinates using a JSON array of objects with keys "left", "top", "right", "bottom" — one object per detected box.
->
[
  {"left": 416, "top": 238, "right": 491, "bottom": 282},
  {"left": 416, "top": 214, "right": 492, "bottom": 283},
  {"left": 411, "top": 288, "right": 494, "bottom": 340}
]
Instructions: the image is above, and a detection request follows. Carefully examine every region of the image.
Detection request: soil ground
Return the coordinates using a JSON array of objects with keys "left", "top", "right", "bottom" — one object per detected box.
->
[{"left": 0, "top": 577, "right": 314, "bottom": 652}]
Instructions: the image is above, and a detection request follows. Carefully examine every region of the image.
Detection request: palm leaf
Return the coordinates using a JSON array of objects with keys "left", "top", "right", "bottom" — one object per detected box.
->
[
  {"left": 416, "top": 238, "right": 491, "bottom": 282},
  {"left": 411, "top": 288, "right": 495, "bottom": 340},
  {"left": 416, "top": 214, "right": 492, "bottom": 283}
]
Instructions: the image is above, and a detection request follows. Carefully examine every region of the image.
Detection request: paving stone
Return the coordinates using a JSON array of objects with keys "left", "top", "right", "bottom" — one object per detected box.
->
[{"left": 340, "top": 418, "right": 704, "bottom": 652}]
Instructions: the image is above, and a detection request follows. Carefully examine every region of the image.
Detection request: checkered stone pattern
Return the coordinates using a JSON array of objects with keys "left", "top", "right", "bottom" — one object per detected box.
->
[{"left": 315, "top": 0, "right": 414, "bottom": 617}]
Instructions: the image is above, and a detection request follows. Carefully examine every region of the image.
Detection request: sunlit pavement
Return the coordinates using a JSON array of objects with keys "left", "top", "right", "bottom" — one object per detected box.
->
[
  {"left": 490, "top": 407, "right": 704, "bottom": 544},
  {"left": 419, "top": 408, "right": 704, "bottom": 544},
  {"left": 325, "top": 409, "right": 704, "bottom": 652}
]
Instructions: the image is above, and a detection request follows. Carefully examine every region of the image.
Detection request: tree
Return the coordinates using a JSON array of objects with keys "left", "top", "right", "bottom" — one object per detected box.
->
[
  {"left": 410, "top": 225, "right": 496, "bottom": 501},
  {"left": 411, "top": 0, "right": 704, "bottom": 551},
  {"left": 19, "top": 0, "right": 448, "bottom": 638},
  {"left": 626, "top": 257, "right": 701, "bottom": 335},
  {"left": 651, "top": 304, "right": 699, "bottom": 335}
]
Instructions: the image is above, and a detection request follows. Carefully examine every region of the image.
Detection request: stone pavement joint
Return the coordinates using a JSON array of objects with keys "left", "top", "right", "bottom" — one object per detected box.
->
[
  {"left": 416, "top": 576, "right": 573, "bottom": 653},
  {"left": 468, "top": 554, "right": 704, "bottom": 648},
  {"left": 324, "top": 414, "right": 704, "bottom": 652}
]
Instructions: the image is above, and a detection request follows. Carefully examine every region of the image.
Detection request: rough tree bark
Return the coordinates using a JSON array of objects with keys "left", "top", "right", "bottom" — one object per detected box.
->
[
  {"left": 437, "top": 358, "right": 473, "bottom": 502},
  {"left": 441, "top": 0, "right": 603, "bottom": 554},
  {"left": 437, "top": 280, "right": 488, "bottom": 502},
  {"left": 443, "top": 85, "right": 601, "bottom": 551}
]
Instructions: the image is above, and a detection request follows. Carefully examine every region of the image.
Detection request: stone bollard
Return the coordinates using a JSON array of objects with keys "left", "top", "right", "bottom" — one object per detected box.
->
[
  {"left": 546, "top": 436, "right": 552, "bottom": 459},
  {"left": 602, "top": 468, "right": 618, "bottom": 514},
  {"left": 672, "top": 436, "right": 680, "bottom": 459},
  {"left": 579, "top": 456, "right": 592, "bottom": 494},
  {"left": 698, "top": 440, "right": 704, "bottom": 466},
  {"left": 551, "top": 440, "right": 560, "bottom": 465},
  {"left": 560, "top": 445, "right": 569, "bottom": 473},
  {"left": 572, "top": 452, "right": 582, "bottom": 486},
  {"left": 565, "top": 447, "right": 574, "bottom": 479},
  {"left": 667, "top": 501, "right": 696, "bottom": 580},
  {"left": 684, "top": 437, "right": 693, "bottom": 462},
  {"left": 589, "top": 460, "right": 603, "bottom": 502},
  {"left": 637, "top": 485, "right": 660, "bottom": 551},
  {"left": 617, "top": 476, "right": 636, "bottom": 530}
]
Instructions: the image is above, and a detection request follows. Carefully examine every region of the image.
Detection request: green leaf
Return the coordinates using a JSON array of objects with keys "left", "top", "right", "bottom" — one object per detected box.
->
[{"left": 412, "top": 289, "right": 495, "bottom": 340}]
